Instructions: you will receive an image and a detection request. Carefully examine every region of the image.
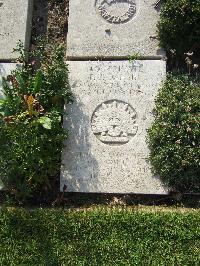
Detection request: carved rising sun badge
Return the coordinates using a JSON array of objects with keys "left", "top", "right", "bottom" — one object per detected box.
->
[
  {"left": 91, "top": 100, "right": 138, "bottom": 145},
  {"left": 95, "top": 0, "right": 136, "bottom": 24}
]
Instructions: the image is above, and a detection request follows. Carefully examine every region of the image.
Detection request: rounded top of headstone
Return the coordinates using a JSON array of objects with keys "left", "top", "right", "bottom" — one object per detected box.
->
[{"left": 95, "top": 0, "right": 137, "bottom": 24}]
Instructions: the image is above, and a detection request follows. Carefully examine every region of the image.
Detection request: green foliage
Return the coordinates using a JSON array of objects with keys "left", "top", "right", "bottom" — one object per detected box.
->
[
  {"left": 0, "top": 207, "right": 199, "bottom": 265},
  {"left": 158, "top": 0, "right": 200, "bottom": 56},
  {"left": 148, "top": 75, "right": 200, "bottom": 193},
  {"left": 0, "top": 41, "right": 71, "bottom": 202}
]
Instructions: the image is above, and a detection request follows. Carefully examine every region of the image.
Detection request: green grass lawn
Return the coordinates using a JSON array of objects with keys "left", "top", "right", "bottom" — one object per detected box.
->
[{"left": 0, "top": 206, "right": 199, "bottom": 265}]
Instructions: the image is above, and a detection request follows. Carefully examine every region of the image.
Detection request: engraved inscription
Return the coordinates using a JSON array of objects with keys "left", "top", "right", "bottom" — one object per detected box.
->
[
  {"left": 91, "top": 100, "right": 138, "bottom": 145},
  {"left": 95, "top": 0, "right": 136, "bottom": 24}
]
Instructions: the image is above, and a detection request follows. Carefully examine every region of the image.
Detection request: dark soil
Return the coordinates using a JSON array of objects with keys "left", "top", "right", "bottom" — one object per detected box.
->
[{"left": 31, "top": 0, "right": 69, "bottom": 45}]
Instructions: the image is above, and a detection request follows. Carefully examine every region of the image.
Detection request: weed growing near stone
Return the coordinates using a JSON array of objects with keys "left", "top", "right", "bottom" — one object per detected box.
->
[{"left": 0, "top": 41, "right": 72, "bottom": 202}]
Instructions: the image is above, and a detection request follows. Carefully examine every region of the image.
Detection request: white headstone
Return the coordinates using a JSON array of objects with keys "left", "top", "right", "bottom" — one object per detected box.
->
[
  {"left": 67, "top": 0, "right": 165, "bottom": 58},
  {"left": 61, "top": 60, "right": 168, "bottom": 194}
]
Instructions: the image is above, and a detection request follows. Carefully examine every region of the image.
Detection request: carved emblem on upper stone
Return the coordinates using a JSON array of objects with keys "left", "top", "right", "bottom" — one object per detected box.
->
[
  {"left": 95, "top": 0, "right": 136, "bottom": 24},
  {"left": 91, "top": 100, "right": 138, "bottom": 145}
]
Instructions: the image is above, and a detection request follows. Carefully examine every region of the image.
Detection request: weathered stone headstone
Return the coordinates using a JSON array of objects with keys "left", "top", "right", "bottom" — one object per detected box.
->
[
  {"left": 0, "top": 0, "right": 33, "bottom": 60},
  {"left": 67, "top": 0, "right": 165, "bottom": 58},
  {"left": 61, "top": 60, "right": 167, "bottom": 194}
]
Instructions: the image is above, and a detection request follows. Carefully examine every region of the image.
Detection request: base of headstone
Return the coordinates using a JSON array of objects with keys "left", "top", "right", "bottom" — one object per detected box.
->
[{"left": 61, "top": 60, "right": 168, "bottom": 194}]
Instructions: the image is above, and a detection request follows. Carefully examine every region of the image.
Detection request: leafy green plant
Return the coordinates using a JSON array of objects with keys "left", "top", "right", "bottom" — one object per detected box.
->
[
  {"left": 0, "top": 41, "right": 72, "bottom": 202},
  {"left": 158, "top": 0, "right": 200, "bottom": 55},
  {"left": 158, "top": 0, "right": 200, "bottom": 72},
  {"left": 148, "top": 75, "right": 200, "bottom": 193}
]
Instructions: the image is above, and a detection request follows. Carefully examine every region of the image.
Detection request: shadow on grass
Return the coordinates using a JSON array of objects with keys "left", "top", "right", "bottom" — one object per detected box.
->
[
  {"left": 2, "top": 209, "right": 61, "bottom": 265},
  {"left": 1, "top": 207, "right": 200, "bottom": 265}
]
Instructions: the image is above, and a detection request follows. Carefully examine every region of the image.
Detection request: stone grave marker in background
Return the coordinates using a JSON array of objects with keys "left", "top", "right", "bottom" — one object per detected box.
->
[
  {"left": 0, "top": 0, "right": 33, "bottom": 60},
  {"left": 67, "top": 0, "right": 165, "bottom": 58}
]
